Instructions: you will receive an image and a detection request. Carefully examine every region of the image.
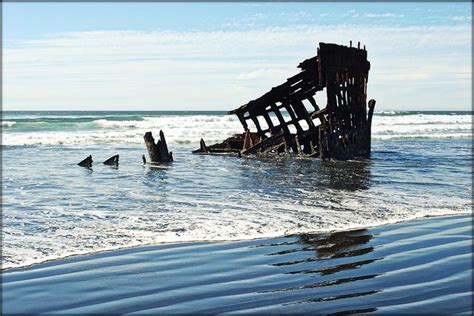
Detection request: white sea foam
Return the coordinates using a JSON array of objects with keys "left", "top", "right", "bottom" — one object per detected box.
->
[
  {"left": 2, "top": 187, "right": 470, "bottom": 270},
  {"left": 2, "top": 115, "right": 244, "bottom": 146},
  {"left": 1, "top": 121, "right": 17, "bottom": 128},
  {"left": 1, "top": 114, "right": 472, "bottom": 146}
]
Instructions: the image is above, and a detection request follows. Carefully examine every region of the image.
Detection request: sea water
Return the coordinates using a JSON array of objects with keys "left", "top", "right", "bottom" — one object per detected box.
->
[{"left": 1, "top": 111, "right": 472, "bottom": 269}]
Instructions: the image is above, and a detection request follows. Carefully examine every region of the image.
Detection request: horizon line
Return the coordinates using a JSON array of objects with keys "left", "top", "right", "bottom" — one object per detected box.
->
[{"left": 2, "top": 109, "right": 473, "bottom": 113}]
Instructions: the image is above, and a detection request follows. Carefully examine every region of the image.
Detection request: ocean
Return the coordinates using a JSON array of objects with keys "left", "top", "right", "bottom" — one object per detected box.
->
[{"left": 1, "top": 110, "right": 472, "bottom": 269}]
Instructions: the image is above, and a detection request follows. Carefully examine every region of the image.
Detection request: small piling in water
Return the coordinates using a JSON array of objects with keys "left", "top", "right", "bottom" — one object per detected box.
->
[
  {"left": 78, "top": 155, "right": 93, "bottom": 168},
  {"left": 103, "top": 155, "right": 119, "bottom": 166},
  {"left": 144, "top": 131, "right": 173, "bottom": 163}
]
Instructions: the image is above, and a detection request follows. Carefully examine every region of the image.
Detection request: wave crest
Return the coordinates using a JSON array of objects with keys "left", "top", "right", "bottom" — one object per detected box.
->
[
  {"left": 1, "top": 121, "right": 16, "bottom": 128},
  {"left": 2, "top": 113, "right": 472, "bottom": 146}
]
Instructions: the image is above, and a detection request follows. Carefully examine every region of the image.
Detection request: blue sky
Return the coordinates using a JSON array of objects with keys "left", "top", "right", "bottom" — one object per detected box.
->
[{"left": 3, "top": 3, "right": 472, "bottom": 111}]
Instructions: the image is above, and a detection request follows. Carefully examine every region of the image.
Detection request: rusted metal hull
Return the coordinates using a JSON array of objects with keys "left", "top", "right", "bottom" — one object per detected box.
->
[{"left": 194, "top": 42, "right": 376, "bottom": 160}]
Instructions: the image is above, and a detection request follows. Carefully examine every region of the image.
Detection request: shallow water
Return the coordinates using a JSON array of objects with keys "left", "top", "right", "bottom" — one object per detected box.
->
[{"left": 1, "top": 111, "right": 472, "bottom": 269}]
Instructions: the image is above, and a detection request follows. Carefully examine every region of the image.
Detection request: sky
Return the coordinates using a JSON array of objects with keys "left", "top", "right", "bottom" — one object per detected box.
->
[{"left": 3, "top": 2, "right": 472, "bottom": 111}]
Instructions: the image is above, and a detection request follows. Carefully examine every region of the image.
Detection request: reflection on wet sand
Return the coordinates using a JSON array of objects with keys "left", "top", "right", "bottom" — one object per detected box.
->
[
  {"left": 327, "top": 307, "right": 377, "bottom": 315},
  {"left": 268, "top": 229, "right": 374, "bottom": 262},
  {"left": 260, "top": 228, "right": 381, "bottom": 312}
]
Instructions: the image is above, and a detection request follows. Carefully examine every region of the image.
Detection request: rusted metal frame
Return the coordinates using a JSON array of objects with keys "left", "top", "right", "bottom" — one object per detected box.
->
[
  {"left": 307, "top": 95, "right": 320, "bottom": 111},
  {"left": 269, "top": 102, "right": 299, "bottom": 153},
  {"left": 285, "top": 88, "right": 321, "bottom": 131},
  {"left": 340, "top": 80, "right": 353, "bottom": 131},
  {"left": 341, "top": 89, "right": 350, "bottom": 131},
  {"left": 356, "top": 77, "right": 363, "bottom": 125},
  {"left": 282, "top": 100, "right": 303, "bottom": 135},
  {"left": 237, "top": 112, "right": 249, "bottom": 131},
  {"left": 262, "top": 111, "right": 275, "bottom": 131},
  {"left": 362, "top": 74, "right": 368, "bottom": 126},
  {"left": 292, "top": 99, "right": 316, "bottom": 131},
  {"left": 309, "top": 107, "right": 328, "bottom": 120},
  {"left": 249, "top": 116, "right": 263, "bottom": 135},
  {"left": 307, "top": 95, "right": 328, "bottom": 127},
  {"left": 250, "top": 117, "right": 273, "bottom": 139},
  {"left": 287, "top": 93, "right": 317, "bottom": 116},
  {"left": 346, "top": 77, "right": 356, "bottom": 129},
  {"left": 343, "top": 77, "right": 352, "bottom": 129},
  {"left": 367, "top": 99, "right": 376, "bottom": 127},
  {"left": 346, "top": 79, "right": 355, "bottom": 129},
  {"left": 349, "top": 75, "right": 358, "bottom": 128},
  {"left": 332, "top": 94, "right": 340, "bottom": 133},
  {"left": 287, "top": 80, "right": 319, "bottom": 95},
  {"left": 285, "top": 70, "right": 307, "bottom": 85},
  {"left": 298, "top": 55, "right": 318, "bottom": 69},
  {"left": 335, "top": 84, "right": 348, "bottom": 131},
  {"left": 289, "top": 79, "right": 304, "bottom": 90},
  {"left": 270, "top": 103, "right": 290, "bottom": 135},
  {"left": 287, "top": 83, "right": 319, "bottom": 100},
  {"left": 355, "top": 78, "right": 363, "bottom": 128},
  {"left": 358, "top": 75, "right": 367, "bottom": 128},
  {"left": 344, "top": 78, "right": 353, "bottom": 129},
  {"left": 219, "top": 42, "right": 374, "bottom": 161},
  {"left": 326, "top": 80, "right": 338, "bottom": 133},
  {"left": 241, "top": 131, "right": 285, "bottom": 155},
  {"left": 233, "top": 70, "right": 312, "bottom": 117},
  {"left": 242, "top": 130, "right": 255, "bottom": 150},
  {"left": 348, "top": 75, "right": 359, "bottom": 128}
]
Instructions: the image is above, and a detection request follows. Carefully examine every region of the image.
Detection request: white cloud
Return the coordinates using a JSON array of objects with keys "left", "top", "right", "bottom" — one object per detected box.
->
[
  {"left": 376, "top": 72, "right": 431, "bottom": 81},
  {"left": 3, "top": 24, "right": 471, "bottom": 111},
  {"left": 237, "top": 68, "right": 289, "bottom": 80}
]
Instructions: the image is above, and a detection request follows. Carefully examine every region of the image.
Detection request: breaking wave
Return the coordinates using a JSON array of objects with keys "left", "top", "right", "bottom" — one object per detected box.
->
[
  {"left": 1, "top": 121, "right": 17, "bottom": 128},
  {"left": 1, "top": 112, "right": 472, "bottom": 146}
]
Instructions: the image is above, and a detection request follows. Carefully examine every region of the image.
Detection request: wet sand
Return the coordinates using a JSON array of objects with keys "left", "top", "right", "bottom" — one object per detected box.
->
[{"left": 2, "top": 214, "right": 472, "bottom": 314}]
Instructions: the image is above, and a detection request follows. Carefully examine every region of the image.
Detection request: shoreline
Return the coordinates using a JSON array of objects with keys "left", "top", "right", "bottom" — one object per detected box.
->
[
  {"left": 3, "top": 213, "right": 472, "bottom": 314},
  {"left": 3, "top": 212, "right": 470, "bottom": 273}
]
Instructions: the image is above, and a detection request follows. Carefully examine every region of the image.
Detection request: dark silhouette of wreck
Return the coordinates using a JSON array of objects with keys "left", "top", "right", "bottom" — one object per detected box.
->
[{"left": 194, "top": 42, "right": 376, "bottom": 160}]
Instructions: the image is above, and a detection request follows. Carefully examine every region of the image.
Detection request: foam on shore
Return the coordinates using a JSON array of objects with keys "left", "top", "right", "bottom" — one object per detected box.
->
[{"left": 2, "top": 214, "right": 472, "bottom": 314}]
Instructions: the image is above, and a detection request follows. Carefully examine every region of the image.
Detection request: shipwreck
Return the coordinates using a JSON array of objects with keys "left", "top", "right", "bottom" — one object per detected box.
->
[{"left": 193, "top": 42, "right": 376, "bottom": 160}]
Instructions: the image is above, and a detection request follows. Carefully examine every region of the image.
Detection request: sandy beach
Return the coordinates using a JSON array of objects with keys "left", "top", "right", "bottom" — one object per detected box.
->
[{"left": 2, "top": 214, "right": 472, "bottom": 314}]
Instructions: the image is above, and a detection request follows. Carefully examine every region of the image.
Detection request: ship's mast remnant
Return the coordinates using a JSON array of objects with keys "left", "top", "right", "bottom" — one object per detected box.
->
[{"left": 193, "top": 42, "right": 376, "bottom": 160}]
